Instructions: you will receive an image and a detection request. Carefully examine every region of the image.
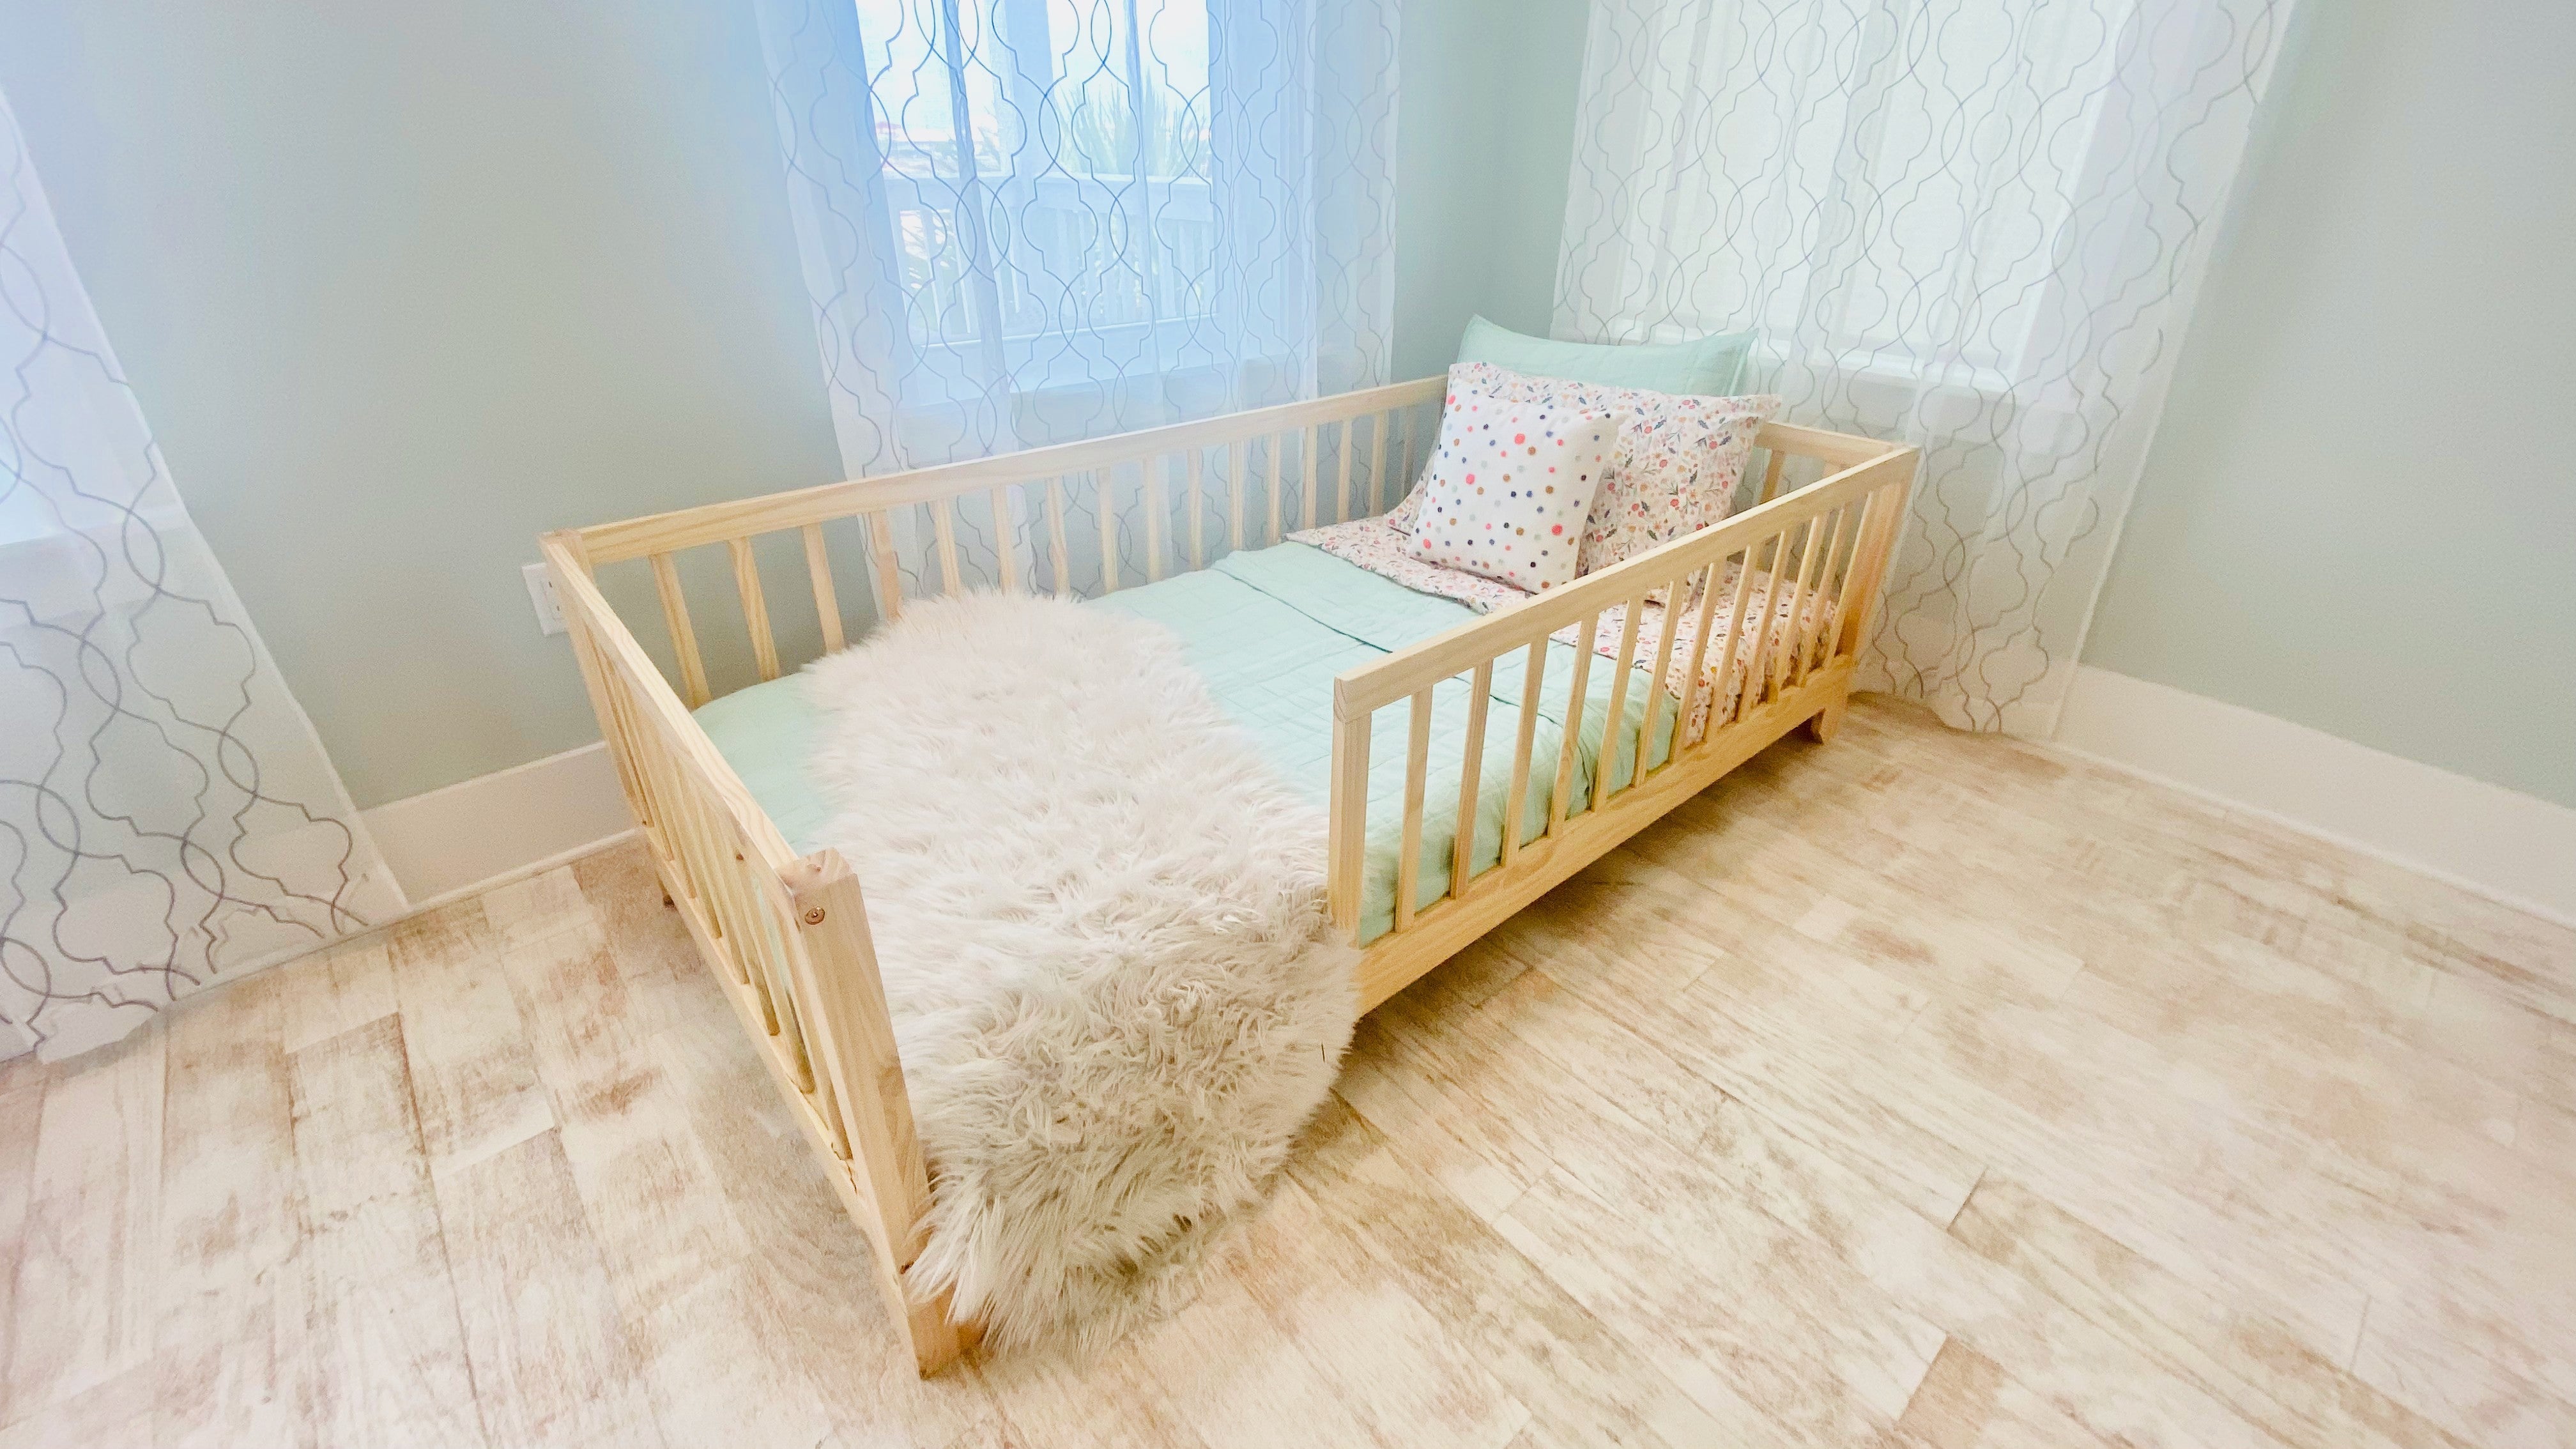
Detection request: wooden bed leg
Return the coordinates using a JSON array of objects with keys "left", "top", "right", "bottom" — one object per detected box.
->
[
  {"left": 905, "top": 1288, "right": 980, "bottom": 1376},
  {"left": 1804, "top": 696, "right": 1848, "bottom": 743}
]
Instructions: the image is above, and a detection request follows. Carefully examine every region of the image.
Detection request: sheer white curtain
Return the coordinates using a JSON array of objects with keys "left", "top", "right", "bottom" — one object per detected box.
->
[
  {"left": 1558, "top": 0, "right": 2292, "bottom": 733},
  {"left": 0, "top": 92, "right": 401, "bottom": 1062},
  {"left": 753, "top": 0, "right": 1397, "bottom": 588}
]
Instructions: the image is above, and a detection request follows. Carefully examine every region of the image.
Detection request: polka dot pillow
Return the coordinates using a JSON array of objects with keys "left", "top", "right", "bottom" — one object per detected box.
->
[
  {"left": 1390, "top": 362, "right": 1780, "bottom": 575},
  {"left": 1401, "top": 394, "right": 1625, "bottom": 593}
]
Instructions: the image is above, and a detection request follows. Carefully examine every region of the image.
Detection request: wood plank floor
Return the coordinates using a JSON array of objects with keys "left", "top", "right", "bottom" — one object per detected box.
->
[{"left": 4, "top": 695, "right": 2571, "bottom": 1448}]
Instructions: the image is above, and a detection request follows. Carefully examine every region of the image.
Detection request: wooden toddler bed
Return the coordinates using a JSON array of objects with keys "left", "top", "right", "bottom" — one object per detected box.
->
[{"left": 539, "top": 376, "right": 1916, "bottom": 1374}]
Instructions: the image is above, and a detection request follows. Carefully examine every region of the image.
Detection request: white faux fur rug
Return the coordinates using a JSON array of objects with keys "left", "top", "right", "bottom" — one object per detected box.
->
[{"left": 800, "top": 592, "right": 1358, "bottom": 1353}]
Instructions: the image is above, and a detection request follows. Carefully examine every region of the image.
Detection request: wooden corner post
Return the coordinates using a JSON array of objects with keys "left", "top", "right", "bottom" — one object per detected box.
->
[{"left": 779, "top": 852, "right": 975, "bottom": 1376}]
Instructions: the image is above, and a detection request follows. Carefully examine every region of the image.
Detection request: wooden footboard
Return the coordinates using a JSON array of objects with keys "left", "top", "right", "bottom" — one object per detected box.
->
[{"left": 541, "top": 380, "right": 1913, "bottom": 1376}]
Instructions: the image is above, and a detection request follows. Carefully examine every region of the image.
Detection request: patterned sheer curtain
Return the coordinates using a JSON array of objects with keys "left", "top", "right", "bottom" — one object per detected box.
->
[
  {"left": 753, "top": 0, "right": 1398, "bottom": 585},
  {"left": 1557, "top": 0, "right": 2292, "bottom": 733},
  {"left": 0, "top": 91, "right": 400, "bottom": 1062}
]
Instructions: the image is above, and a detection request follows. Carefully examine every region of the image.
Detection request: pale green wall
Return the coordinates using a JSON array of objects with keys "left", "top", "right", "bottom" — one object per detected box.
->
[
  {"left": 0, "top": 0, "right": 845, "bottom": 808},
  {"left": 1390, "top": 0, "right": 1590, "bottom": 381},
  {"left": 2082, "top": 0, "right": 2576, "bottom": 809},
  {"left": 0, "top": 0, "right": 1583, "bottom": 808}
]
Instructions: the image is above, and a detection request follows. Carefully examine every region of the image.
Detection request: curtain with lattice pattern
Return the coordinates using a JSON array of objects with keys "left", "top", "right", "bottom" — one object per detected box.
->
[
  {"left": 1557, "top": 0, "right": 2293, "bottom": 733},
  {"left": 753, "top": 0, "right": 1398, "bottom": 593},
  {"left": 1, "top": 91, "right": 401, "bottom": 1062}
]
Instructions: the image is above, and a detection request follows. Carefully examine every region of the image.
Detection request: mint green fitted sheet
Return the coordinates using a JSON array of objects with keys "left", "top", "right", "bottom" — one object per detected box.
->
[{"left": 693, "top": 542, "right": 1673, "bottom": 945}]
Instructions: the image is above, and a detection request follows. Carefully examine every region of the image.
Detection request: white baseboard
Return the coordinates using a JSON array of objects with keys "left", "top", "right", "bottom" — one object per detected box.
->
[
  {"left": 2053, "top": 666, "right": 2576, "bottom": 928},
  {"left": 362, "top": 741, "right": 636, "bottom": 906}
]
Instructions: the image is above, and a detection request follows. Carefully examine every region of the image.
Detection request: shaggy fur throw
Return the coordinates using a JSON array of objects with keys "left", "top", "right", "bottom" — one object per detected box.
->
[{"left": 800, "top": 592, "right": 1358, "bottom": 1353}]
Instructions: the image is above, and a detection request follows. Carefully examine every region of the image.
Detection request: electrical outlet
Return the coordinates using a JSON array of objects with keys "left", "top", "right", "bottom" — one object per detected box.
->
[{"left": 523, "top": 561, "right": 566, "bottom": 635}]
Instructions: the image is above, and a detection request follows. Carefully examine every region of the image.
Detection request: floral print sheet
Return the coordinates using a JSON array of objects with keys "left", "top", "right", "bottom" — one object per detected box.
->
[{"left": 1289, "top": 523, "right": 1829, "bottom": 747}]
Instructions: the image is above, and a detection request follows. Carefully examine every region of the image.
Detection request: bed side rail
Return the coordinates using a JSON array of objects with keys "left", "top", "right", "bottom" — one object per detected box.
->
[
  {"left": 567, "top": 378, "right": 1448, "bottom": 708},
  {"left": 1329, "top": 431, "right": 1919, "bottom": 1007},
  {"left": 538, "top": 529, "right": 967, "bottom": 1371}
]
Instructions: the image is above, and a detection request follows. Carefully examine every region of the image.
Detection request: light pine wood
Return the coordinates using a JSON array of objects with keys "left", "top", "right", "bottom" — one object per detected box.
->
[
  {"left": 544, "top": 408, "right": 1915, "bottom": 1377},
  {"left": 1337, "top": 417, "right": 1355, "bottom": 523},
  {"left": 1370, "top": 410, "right": 1391, "bottom": 514},
  {"left": 988, "top": 487, "right": 1018, "bottom": 594},
  {"left": 801, "top": 523, "right": 845, "bottom": 654},
  {"left": 1267, "top": 432, "right": 1285, "bottom": 544},
  {"left": 1597, "top": 596, "right": 1645, "bottom": 806},
  {"left": 1048, "top": 477, "right": 1073, "bottom": 598},
  {"left": 11, "top": 710, "right": 2572, "bottom": 1445},
  {"left": 726, "top": 537, "right": 779, "bottom": 682},
  {"left": 1147, "top": 461, "right": 1166, "bottom": 583},
  {"left": 1452, "top": 661, "right": 1494, "bottom": 900},
  {"left": 864, "top": 509, "right": 903, "bottom": 623},
  {"left": 1228, "top": 440, "right": 1246, "bottom": 554},
  {"left": 1547, "top": 614, "right": 1598, "bottom": 839},
  {"left": 1187, "top": 448, "right": 1206, "bottom": 572},
  {"left": 1395, "top": 688, "right": 1434, "bottom": 934},
  {"left": 648, "top": 553, "right": 710, "bottom": 707},
  {"left": 1301, "top": 422, "right": 1319, "bottom": 532},
  {"left": 1499, "top": 640, "right": 1547, "bottom": 870}
]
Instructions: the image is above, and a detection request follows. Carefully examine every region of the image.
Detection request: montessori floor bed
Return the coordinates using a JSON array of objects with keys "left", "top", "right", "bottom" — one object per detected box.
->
[{"left": 540, "top": 376, "right": 1917, "bottom": 1374}]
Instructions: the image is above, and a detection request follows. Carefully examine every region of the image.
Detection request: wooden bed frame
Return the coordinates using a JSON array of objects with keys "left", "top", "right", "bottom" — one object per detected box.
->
[{"left": 539, "top": 377, "right": 1916, "bottom": 1375}]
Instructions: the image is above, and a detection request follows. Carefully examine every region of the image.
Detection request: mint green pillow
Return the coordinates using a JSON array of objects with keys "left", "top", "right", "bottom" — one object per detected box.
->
[{"left": 1456, "top": 314, "right": 1757, "bottom": 395}]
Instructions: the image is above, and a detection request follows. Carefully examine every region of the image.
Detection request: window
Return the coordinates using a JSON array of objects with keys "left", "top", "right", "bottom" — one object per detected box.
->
[{"left": 855, "top": 0, "right": 1220, "bottom": 401}]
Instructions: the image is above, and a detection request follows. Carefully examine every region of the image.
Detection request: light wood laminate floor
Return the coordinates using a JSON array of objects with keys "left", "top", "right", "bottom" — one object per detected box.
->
[{"left": 5, "top": 696, "right": 2572, "bottom": 1448}]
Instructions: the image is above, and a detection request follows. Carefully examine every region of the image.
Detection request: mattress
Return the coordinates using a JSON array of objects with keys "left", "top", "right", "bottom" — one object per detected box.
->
[{"left": 694, "top": 542, "right": 1673, "bottom": 945}]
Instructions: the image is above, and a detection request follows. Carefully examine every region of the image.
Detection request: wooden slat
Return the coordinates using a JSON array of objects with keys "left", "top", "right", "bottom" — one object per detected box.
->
[
  {"left": 1268, "top": 432, "right": 1285, "bottom": 544},
  {"left": 1336, "top": 417, "right": 1355, "bottom": 523},
  {"left": 864, "top": 510, "right": 902, "bottom": 625},
  {"left": 931, "top": 498, "right": 963, "bottom": 595},
  {"left": 1096, "top": 468, "right": 1119, "bottom": 594},
  {"left": 1046, "top": 476, "right": 1073, "bottom": 598},
  {"left": 1759, "top": 448, "right": 1787, "bottom": 504},
  {"left": 800, "top": 525, "right": 843, "bottom": 654},
  {"left": 988, "top": 487, "right": 1018, "bottom": 594},
  {"left": 1500, "top": 640, "right": 1546, "bottom": 869},
  {"left": 1548, "top": 613, "right": 1598, "bottom": 835},
  {"left": 1597, "top": 599, "right": 1645, "bottom": 805},
  {"left": 1637, "top": 572, "right": 1685, "bottom": 770},
  {"left": 575, "top": 377, "right": 1445, "bottom": 564},
  {"left": 1821, "top": 489, "right": 1878, "bottom": 658},
  {"left": 648, "top": 553, "right": 710, "bottom": 707},
  {"left": 1394, "top": 688, "right": 1434, "bottom": 931},
  {"left": 1711, "top": 543, "right": 1760, "bottom": 727},
  {"left": 1772, "top": 513, "right": 1828, "bottom": 698},
  {"left": 1370, "top": 408, "right": 1391, "bottom": 514},
  {"left": 1186, "top": 448, "right": 1205, "bottom": 571},
  {"left": 1395, "top": 404, "right": 1415, "bottom": 509},
  {"left": 1795, "top": 502, "right": 1855, "bottom": 686},
  {"left": 1839, "top": 479, "right": 1906, "bottom": 655},
  {"left": 1324, "top": 700, "right": 1372, "bottom": 939},
  {"left": 1451, "top": 661, "right": 1492, "bottom": 900},
  {"left": 727, "top": 538, "right": 779, "bottom": 682},
  {"left": 1146, "top": 459, "right": 1165, "bottom": 583},
  {"left": 1228, "top": 439, "right": 1246, "bottom": 554},
  {"left": 1741, "top": 521, "right": 1803, "bottom": 701},
  {"left": 1302, "top": 422, "right": 1319, "bottom": 532},
  {"left": 1671, "top": 558, "right": 1724, "bottom": 757}
]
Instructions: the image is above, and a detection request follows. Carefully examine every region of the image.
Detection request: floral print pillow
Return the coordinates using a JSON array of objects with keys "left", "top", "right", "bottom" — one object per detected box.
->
[
  {"left": 1389, "top": 362, "right": 1779, "bottom": 576},
  {"left": 1402, "top": 394, "right": 1623, "bottom": 593}
]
